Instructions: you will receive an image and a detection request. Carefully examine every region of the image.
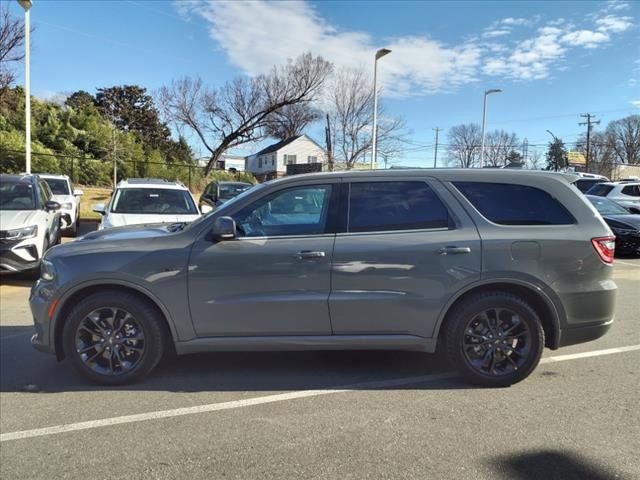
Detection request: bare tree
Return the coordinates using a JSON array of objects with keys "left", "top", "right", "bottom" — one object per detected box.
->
[
  {"left": 157, "top": 53, "right": 332, "bottom": 174},
  {"left": 265, "top": 102, "right": 321, "bottom": 140},
  {"left": 576, "top": 131, "right": 616, "bottom": 177},
  {"left": 483, "top": 129, "right": 519, "bottom": 167},
  {"left": 0, "top": 4, "right": 26, "bottom": 89},
  {"left": 326, "top": 68, "right": 404, "bottom": 169},
  {"left": 606, "top": 115, "right": 640, "bottom": 165},
  {"left": 446, "top": 123, "right": 481, "bottom": 168},
  {"left": 527, "top": 150, "right": 543, "bottom": 170}
]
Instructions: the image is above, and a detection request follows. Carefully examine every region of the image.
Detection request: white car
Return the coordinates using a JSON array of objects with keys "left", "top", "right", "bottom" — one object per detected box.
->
[
  {"left": 586, "top": 181, "right": 640, "bottom": 213},
  {"left": 40, "top": 174, "right": 83, "bottom": 236},
  {"left": 93, "top": 178, "right": 201, "bottom": 230},
  {"left": 0, "top": 174, "right": 62, "bottom": 273}
]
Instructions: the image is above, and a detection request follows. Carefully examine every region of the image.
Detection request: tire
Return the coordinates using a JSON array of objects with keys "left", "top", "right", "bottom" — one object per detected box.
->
[
  {"left": 62, "top": 291, "right": 165, "bottom": 385},
  {"left": 69, "top": 217, "right": 78, "bottom": 237},
  {"left": 442, "top": 291, "right": 544, "bottom": 387}
]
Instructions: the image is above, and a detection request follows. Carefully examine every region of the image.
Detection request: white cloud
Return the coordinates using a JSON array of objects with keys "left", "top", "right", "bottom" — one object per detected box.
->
[
  {"left": 500, "top": 17, "right": 530, "bottom": 26},
  {"left": 605, "top": 1, "right": 630, "bottom": 12},
  {"left": 179, "top": 0, "right": 637, "bottom": 93},
  {"left": 596, "top": 15, "right": 633, "bottom": 33},
  {"left": 561, "top": 30, "right": 610, "bottom": 48},
  {"left": 483, "top": 29, "right": 510, "bottom": 38},
  {"left": 631, "top": 100, "right": 640, "bottom": 108}
]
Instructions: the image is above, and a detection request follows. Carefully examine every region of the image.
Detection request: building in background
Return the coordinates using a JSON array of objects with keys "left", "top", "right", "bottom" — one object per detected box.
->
[{"left": 245, "top": 135, "right": 326, "bottom": 181}]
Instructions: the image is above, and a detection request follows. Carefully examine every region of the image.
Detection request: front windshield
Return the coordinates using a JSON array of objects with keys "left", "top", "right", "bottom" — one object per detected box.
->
[
  {"left": 219, "top": 183, "right": 252, "bottom": 200},
  {"left": 587, "top": 196, "right": 629, "bottom": 215},
  {"left": 44, "top": 178, "right": 70, "bottom": 195},
  {"left": 111, "top": 188, "right": 198, "bottom": 214},
  {"left": 0, "top": 180, "right": 36, "bottom": 210}
]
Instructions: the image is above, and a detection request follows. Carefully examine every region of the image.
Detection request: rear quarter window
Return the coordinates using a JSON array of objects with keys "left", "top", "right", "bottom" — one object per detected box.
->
[
  {"left": 586, "top": 184, "right": 614, "bottom": 196},
  {"left": 621, "top": 185, "right": 640, "bottom": 197},
  {"left": 453, "top": 181, "right": 575, "bottom": 226}
]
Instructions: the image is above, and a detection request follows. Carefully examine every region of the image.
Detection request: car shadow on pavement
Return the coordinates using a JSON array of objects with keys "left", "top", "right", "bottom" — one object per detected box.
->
[
  {"left": 488, "top": 449, "right": 626, "bottom": 480},
  {"left": 0, "top": 325, "right": 472, "bottom": 394}
]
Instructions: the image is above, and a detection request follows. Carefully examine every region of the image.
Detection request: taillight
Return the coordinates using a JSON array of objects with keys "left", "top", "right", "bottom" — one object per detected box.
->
[{"left": 591, "top": 236, "right": 615, "bottom": 264}]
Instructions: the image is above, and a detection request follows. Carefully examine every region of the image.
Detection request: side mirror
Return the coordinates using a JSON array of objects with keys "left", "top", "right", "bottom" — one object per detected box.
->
[
  {"left": 92, "top": 203, "right": 106, "bottom": 215},
  {"left": 211, "top": 216, "right": 236, "bottom": 241},
  {"left": 73, "top": 189, "right": 84, "bottom": 196},
  {"left": 45, "top": 200, "right": 61, "bottom": 212}
]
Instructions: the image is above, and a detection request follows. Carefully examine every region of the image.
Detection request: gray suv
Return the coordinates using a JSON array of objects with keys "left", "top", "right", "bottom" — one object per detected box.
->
[{"left": 30, "top": 170, "right": 616, "bottom": 386}]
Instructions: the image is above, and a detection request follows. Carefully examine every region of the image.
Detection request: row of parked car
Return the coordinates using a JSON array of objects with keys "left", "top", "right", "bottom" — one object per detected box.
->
[{"left": 0, "top": 173, "right": 252, "bottom": 274}]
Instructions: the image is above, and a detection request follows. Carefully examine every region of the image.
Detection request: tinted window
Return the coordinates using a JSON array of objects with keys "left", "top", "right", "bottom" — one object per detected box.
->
[
  {"left": 44, "top": 178, "right": 70, "bottom": 195},
  {"left": 621, "top": 185, "right": 640, "bottom": 197},
  {"left": 574, "top": 179, "right": 602, "bottom": 193},
  {"left": 219, "top": 183, "right": 252, "bottom": 200},
  {"left": 454, "top": 182, "right": 574, "bottom": 225},
  {"left": 587, "top": 196, "right": 629, "bottom": 215},
  {"left": 0, "top": 179, "right": 36, "bottom": 210},
  {"left": 111, "top": 188, "right": 198, "bottom": 214},
  {"left": 586, "top": 184, "right": 614, "bottom": 196},
  {"left": 233, "top": 185, "right": 332, "bottom": 237},
  {"left": 348, "top": 181, "right": 449, "bottom": 232}
]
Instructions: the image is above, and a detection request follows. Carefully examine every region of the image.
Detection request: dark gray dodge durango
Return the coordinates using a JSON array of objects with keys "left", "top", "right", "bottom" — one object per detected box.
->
[{"left": 30, "top": 169, "right": 617, "bottom": 386}]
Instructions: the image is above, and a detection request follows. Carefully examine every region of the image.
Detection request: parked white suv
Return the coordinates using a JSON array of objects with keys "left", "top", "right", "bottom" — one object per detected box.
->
[
  {"left": 40, "top": 174, "right": 83, "bottom": 236},
  {"left": 586, "top": 181, "right": 640, "bottom": 212},
  {"left": 93, "top": 178, "right": 200, "bottom": 230},
  {"left": 0, "top": 174, "right": 62, "bottom": 273}
]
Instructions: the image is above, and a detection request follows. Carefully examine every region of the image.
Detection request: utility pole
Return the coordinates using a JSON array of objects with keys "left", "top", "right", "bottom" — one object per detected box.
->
[
  {"left": 112, "top": 125, "right": 117, "bottom": 188},
  {"left": 579, "top": 113, "right": 600, "bottom": 173},
  {"left": 433, "top": 127, "right": 441, "bottom": 168},
  {"left": 325, "top": 114, "right": 333, "bottom": 172}
]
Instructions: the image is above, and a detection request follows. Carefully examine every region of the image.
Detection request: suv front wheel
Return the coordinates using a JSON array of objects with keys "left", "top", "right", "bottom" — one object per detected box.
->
[
  {"left": 443, "top": 291, "right": 544, "bottom": 387},
  {"left": 62, "top": 291, "right": 165, "bottom": 384}
]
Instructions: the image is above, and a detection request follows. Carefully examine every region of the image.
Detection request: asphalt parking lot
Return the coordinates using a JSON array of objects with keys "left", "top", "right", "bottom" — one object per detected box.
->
[{"left": 1, "top": 242, "right": 639, "bottom": 479}]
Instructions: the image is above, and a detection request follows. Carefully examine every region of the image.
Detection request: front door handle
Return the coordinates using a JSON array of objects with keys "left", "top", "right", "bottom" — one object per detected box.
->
[
  {"left": 294, "top": 251, "right": 326, "bottom": 260},
  {"left": 438, "top": 246, "right": 472, "bottom": 255}
]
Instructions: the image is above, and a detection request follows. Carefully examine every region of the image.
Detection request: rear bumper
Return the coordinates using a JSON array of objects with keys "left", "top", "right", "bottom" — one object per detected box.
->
[{"left": 558, "top": 318, "right": 613, "bottom": 348}]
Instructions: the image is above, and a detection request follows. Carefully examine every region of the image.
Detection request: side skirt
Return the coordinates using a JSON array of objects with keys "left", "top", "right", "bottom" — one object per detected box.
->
[{"left": 174, "top": 334, "right": 436, "bottom": 355}]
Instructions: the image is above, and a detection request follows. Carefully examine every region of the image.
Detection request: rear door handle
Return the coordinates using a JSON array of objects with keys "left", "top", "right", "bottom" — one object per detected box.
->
[
  {"left": 294, "top": 251, "right": 326, "bottom": 260},
  {"left": 438, "top": 246, "right": 472, "bottom": 255}
]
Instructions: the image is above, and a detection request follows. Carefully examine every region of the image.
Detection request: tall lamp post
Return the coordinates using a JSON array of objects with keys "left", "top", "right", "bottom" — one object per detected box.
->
[
  {"left": 17, "top": 0, "right": 33, "bottom": 174},
  {"left": 371, "top": 48, "right": 391, "bottom": 169},
  {"left": 479, "top": 88, "right": 502, "bottom": 168}
]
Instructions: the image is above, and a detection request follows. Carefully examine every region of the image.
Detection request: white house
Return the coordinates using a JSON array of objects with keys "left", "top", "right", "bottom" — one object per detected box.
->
[
  {"left": 218, "top": 154, "right": 246, "bottom": 172},
  {"left": 245, "top": 135, "right": 326, "bottom": 181}
]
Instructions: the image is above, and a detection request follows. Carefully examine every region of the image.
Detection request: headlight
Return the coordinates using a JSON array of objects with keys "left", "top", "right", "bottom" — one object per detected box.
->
[
  {"left": 61, "top": 202, "right": 74, "bottom": 210},
  {"left": 2, "top": 225, "right": 38, "bottom": 240},
  {"left": 40, "top": 259, "right": 57, "bottom": 281}
]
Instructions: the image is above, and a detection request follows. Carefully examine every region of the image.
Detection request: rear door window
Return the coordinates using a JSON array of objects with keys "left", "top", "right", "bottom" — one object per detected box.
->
[
  {"left": 348, "top": 181, "right": 449, "bottom": 232},
  {"left": 586, "top": 184, "right": 614, "bottom": 196},
  {"left": 453, "top": 182, "right": 575, "bottom": 225}
]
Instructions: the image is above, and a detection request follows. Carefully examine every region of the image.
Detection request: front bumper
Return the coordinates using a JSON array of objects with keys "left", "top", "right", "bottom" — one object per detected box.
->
[
  {"left": 29, "top": 279, "right": 56, "bottom": 354},
  {"left": 615, "top": 232, "right": 640, "bottom": 255},
  {"left": 0, "top": 240, "right": 40, "bottom": 272}
]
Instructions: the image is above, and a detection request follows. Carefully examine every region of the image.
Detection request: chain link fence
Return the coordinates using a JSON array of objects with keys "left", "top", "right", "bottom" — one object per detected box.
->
[{"left": 1, "top": 149, "right": 256, "bottom": 192}]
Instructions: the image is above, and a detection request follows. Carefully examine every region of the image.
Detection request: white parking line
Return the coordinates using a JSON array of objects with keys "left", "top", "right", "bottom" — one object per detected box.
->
[
  {"left": 615, "top": 260, "right": 640, "bottom": 268},
  {"left": 1, "top": 344, "right": 639, "bottom": 443}
]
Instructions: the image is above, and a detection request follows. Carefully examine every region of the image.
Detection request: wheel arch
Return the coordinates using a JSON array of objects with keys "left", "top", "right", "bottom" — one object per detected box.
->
[
  {"left": 435, "top": 280, "right": 563, "bottom": 350},
  {"left": 52, "top": 281, "right": 177, "bottom": 361}
]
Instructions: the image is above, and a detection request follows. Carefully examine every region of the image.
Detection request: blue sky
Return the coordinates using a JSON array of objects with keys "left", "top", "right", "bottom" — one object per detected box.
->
[{"left": 7, "top": 0, "right": 640, "bottom": 166}]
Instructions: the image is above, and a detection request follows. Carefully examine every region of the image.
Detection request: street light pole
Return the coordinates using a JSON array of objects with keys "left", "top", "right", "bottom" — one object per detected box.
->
[
  {"left": 371, "top": 48, "right": 391, "bottom": 170},
  {"left": 479, "top": 88, "right": 502, "bottom": 168},
  {"left": 18, "top": 0, "right": 33, "bottom": 173}
]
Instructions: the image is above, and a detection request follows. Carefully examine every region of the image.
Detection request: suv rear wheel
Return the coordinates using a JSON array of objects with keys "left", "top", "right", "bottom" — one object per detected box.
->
[
  {"left": 62, "top": 291, "right": 165, "bottom": 384},
  {"left": 443, "top": 291, "right": 544, "bottom": 387}
]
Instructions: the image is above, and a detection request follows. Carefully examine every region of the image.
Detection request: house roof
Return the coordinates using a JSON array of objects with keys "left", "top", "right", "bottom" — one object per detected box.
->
[
  {"left": 253, "top": 136, "right": 301, "bottom": 156},
  {"left": 252, "top": 134, "right": 325, "bottom": 157}
]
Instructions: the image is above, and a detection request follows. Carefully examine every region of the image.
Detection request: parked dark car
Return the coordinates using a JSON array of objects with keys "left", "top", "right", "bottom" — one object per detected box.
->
[
  {"left": 574, "top": 177, "right": 607, "bottom": 193},
  {"left": 198, "top": 181, "right": 253, "bottom": 214},
  {"left": 586, "top": 195, "right": 640, "bottom": 256}
]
